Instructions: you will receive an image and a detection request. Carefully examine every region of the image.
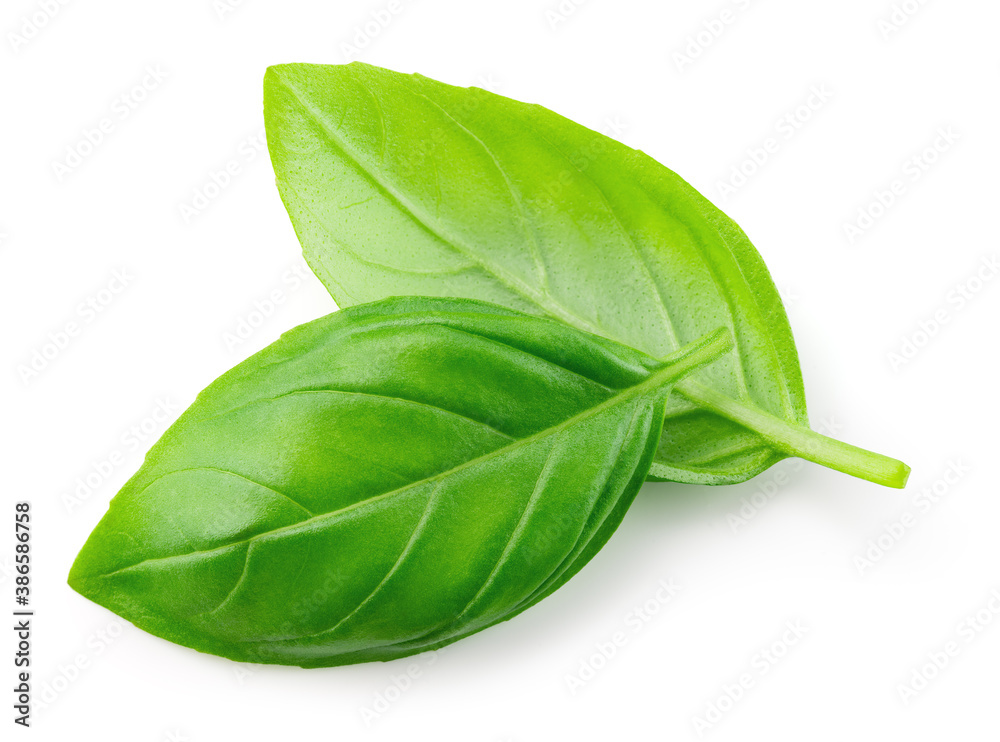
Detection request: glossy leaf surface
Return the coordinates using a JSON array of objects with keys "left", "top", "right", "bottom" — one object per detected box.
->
[
  {"left": 69, "top": 298, "right": 730, "bottom": 667},
  {"left": 264, "top": 63, "right": 909, "bottom": 488}
]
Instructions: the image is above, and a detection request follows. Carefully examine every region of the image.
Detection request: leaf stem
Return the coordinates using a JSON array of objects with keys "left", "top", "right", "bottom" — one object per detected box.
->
[
  {"left": 652, "top": 329, "right": 734, "bottom": 388},
  {"left": 675, "top": 380, "right": 911, "bottom": 489}
]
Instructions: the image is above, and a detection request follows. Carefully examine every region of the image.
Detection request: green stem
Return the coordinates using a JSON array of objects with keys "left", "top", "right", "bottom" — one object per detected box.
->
[
  {"left": 652, "top": 328, "right": 734, "bottom": 387},
  {"left": 675, "top": 380, "right": 911, "bottom": 489}
]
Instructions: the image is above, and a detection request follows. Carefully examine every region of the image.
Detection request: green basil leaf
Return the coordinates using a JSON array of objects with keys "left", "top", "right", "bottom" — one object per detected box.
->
[
  {"left": 263, "top": 62, "right": 909, "bottom": 488},
  {"left": 69, "top": 297, "right": 730, "bottom": 667}
]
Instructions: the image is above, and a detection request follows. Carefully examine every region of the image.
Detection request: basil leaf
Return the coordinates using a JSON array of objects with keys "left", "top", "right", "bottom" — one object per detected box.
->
[
  {"left": 263, "top": 63, "right": 909, "bottom": 488},
  {"left": 69, "top": 298, "right": 730, "bottom": 667}
]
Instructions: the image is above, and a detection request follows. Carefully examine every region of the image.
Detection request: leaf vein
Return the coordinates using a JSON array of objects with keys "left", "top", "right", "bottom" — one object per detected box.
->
[
  {"left": 274, "top": 71, "right": 604, "bottom": 336},
  {"left": 452, "top": 436, "right": 563, "bottom": 625},
  {"left": 527, "top": 127, "right": 682, "bottom": 352},
  {"left": 293, "top": 480, "right": 445, "bottom": 640},
  {"left": 84, "top": 355, "right": 691, "bottom": 584},
  {"left": 396, "top": 80, "right": 550, "bottom": 292}
]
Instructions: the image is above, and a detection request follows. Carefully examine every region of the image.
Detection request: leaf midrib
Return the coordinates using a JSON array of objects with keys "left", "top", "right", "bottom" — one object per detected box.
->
[
  {"left": 81, "top": 349, "right": 694, "bottom": 583},
  {"left": 275, "top": 67, "right": 803, "bottom": 430},
  {"left": 273, "top": 70, "right": 607, "bottom": 338}
]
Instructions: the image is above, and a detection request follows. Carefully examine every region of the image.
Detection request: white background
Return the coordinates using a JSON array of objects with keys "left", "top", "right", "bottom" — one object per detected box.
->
[{"left": 2, "top": 0, "right": 998, "bottom": 739}]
